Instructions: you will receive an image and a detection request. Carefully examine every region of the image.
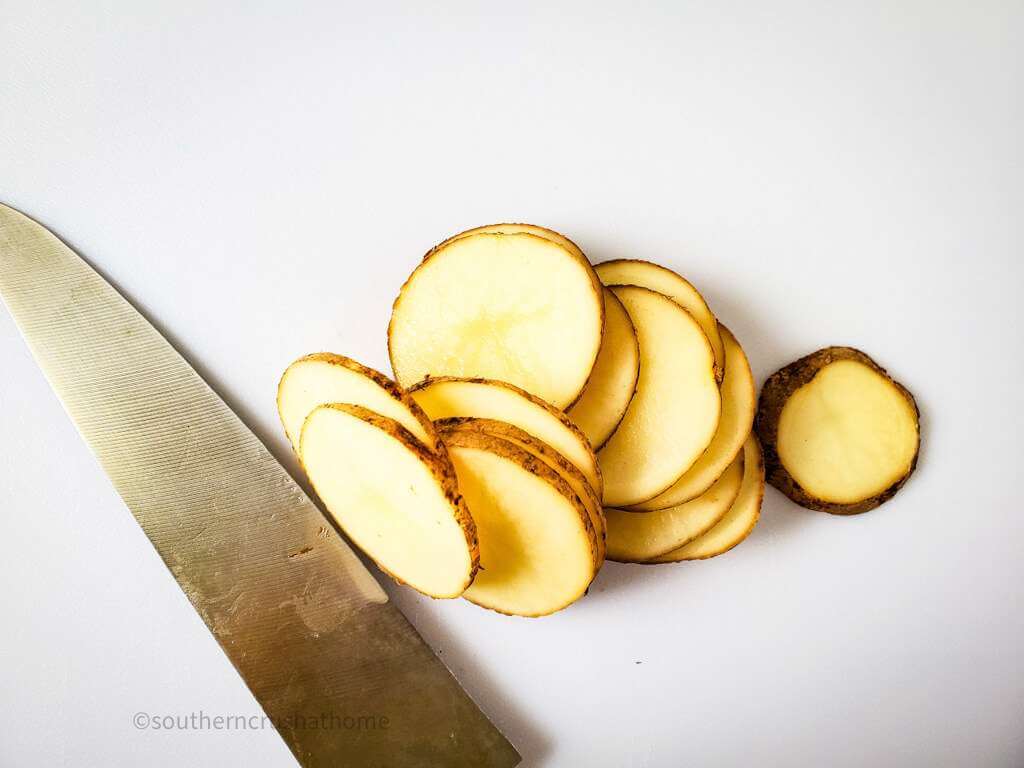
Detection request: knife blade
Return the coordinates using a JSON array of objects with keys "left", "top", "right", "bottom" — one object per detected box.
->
[{"left": 0, "top": 202, "right": 520, "bottom": 768}]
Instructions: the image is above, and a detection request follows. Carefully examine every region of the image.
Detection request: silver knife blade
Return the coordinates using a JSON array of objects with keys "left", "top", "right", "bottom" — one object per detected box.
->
[{"left": 0, "top": 202, "right": 520, "bottom": 768}]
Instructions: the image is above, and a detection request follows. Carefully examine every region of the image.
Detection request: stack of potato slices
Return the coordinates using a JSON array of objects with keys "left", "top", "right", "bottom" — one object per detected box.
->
[{"left": 278, "top": 224, "right": 765, "bottom": 617}]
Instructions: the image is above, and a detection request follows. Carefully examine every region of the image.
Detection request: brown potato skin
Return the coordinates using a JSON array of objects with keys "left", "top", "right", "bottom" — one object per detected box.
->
[{"left": 755, "top": 347, "right": 921, "bottom": 515}]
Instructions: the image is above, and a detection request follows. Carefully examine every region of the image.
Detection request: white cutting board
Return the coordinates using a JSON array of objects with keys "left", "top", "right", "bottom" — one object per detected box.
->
[{"left": 1, "top": 2, "right": 1022, "bottom": 766}]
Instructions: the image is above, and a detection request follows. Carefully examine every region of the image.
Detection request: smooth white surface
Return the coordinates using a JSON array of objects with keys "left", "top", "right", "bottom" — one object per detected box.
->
[{"left": 1, "top": 2, "right": 1022, "bottom": 766}]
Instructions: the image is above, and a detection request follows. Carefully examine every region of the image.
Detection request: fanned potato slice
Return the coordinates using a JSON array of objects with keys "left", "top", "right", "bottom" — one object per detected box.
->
[
  {"left": 757, "top": 347, "right": 920, "bottom": 514},
  {"left": 410, "top": 376, "right": 601, "bottom": 494},
  {"left": 605, "top": 451, "right": 744, "bottom": 562},
  {"left": 436, "top": 417, "right": 606, "bottom": 563},
  {"left": 595, "top": 259, "right": 725, "bottom": 382},
  {"left": 631, "top": 325, "right": 754, "bottom": 510},
  {"left": 299, "top": 404, "right": 478, "bottom": 598},
  {"left": 566, "top": 288, "right": 640, "bottom": 449},
  {"left": 649, "top": 436, "right": 764, "bottom": 562},
  {"left": 443, "top": 430, "right": 598, "bottom": 617},
  {"left": 436, "top": 222, "right": 589, "bottom": 264},
  {"left": 277, "top": 353, "right": 439, "bottom": 453},
  {"left": 597, "top": 286, "right": 721, "bottom": 507},
  {"left": 389, "top": 231, "right": 604, "bottom": 409}
]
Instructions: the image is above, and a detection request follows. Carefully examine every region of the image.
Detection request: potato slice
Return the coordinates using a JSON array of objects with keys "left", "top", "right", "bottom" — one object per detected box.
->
[
  {"left": 595, "top": 259, "right": 725, "bottom": 382},
  {"left": 299, "top": 404, "right": 478, "bottom": 598},
  {"left": 596, "top": 286, "right": 721, "bottom": 507},
  {"left": 409, "top": 376, "right": 601, "bottom": 494},
  {"left": 436, "top": 222, "right": 588, "bottom": 264},
  {"left": 649, "top": 436, "right": 764, "bottom": 562},
  {"left": 436, "top": 417, "right": 606, "bottom": 563},
  {"left": 756, "top": 347, "right": 920, "bottom": 514},
  {"left": 630, "top": 325, "right": 754, "bottom": 510},
  {"left": 566, "top": 288, "right": 640, "bottom": 449},
  {"left": 443, "top": 430, "right": 598, "bottom": 617},
  {"left": 389, "top": 231, "right": 604, "bottom": 409},
  {"left": 604, "top": 450, "right": 744, "bottom": 562},
  {"left": 277, "top": 353, "right": 439, "bottom": 454}
]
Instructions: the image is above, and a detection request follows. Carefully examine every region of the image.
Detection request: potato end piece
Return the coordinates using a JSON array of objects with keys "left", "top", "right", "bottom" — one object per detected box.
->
[
  {"left": 756, "top": 347, "right": 921, "bottom": 515},
  {"left": 300, "top": 403, "right": 478, "bottom": 598}
]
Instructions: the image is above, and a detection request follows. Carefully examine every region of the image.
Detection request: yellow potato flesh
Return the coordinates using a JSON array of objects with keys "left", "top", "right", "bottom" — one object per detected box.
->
[
  {"left": 649, "top": 436, "right": 764, "bottom": 562},
  {"left": 597, "top": 286, "right": 720, "bottom": 507},
  {"left": 605, "top": 450, "right": 745, "bottom": 562},
  {"left": 411, "top": 377, "right": 601, "bottom": 494},
  {"left": 567, "top": 288, "right": 640, "bottom": 449},
  {"left": 278, "top": 356, "right": 431, "bottom": 452},
  {"left": 595, "top": 259, "right": 725, "bottom": 380},
  {"left": 449, "top": 444, "right": 595, "bottom": 617},
  {"left": 777, "top": 360, "right": 918, "bottom": 504},
  {"left": 390, "top": 233, "right": 603, "bottom": 409},
  {"left": 632, "top": 325, "right": 754, "bottom": 510},
  {"left": 300, "top": 406, "right": 474, "bottom": 598}
]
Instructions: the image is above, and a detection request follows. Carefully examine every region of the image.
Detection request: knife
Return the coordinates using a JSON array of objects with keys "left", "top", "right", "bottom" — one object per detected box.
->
[{"left": 0, "top": 202, "right": 520, "bottom": 768}]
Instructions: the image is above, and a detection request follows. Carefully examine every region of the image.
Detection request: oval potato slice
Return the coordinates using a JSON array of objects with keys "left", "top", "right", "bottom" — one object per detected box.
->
[
  {"left": 436, "top": 417, "right": 606, "bottom": 564},
  {"left": 605, "top": 450, "right": 745, "bottom": 562},
  {"left": 567, "top": 288, "right": 641, "bottom": 449},
  {"left": 595, "top": 259, "right": 725, "bottom": 382},
  {"left": 410, "top": 376, "right": 601, "bottom": 494},
  {"left": 756, "top": 347, "right": 920, "bottom": 514},
  {"left": 389, "top": 231, "right": 604, "bottom": 409},
  {"left": 278, "top": 353, "right": 439, "bottom": 454},
  {"left": 648, "top": 436, "right": 764, "bottom": 562},
  {"left": 630, "top": 325, "right": 754, "bottom": 510},
  {"left": 597, "top": 286, "right": 721, "bottom": 507},
  {"left": 299, "top": 404, "right": 478, "bottom": 598},
  {"left": 444, "top": 430, "right": 598, "bottom": 617}
]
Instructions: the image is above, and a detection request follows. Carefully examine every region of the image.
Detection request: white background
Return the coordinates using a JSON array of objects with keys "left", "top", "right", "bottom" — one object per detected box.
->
[{"left": 1, "top": 2, "right": 1022, "bottom": 766}]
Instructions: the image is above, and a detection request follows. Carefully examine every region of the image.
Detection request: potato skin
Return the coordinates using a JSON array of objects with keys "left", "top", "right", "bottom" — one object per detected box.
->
[{"left": 755, "top": 346, "right": 921, "bottom": 515}]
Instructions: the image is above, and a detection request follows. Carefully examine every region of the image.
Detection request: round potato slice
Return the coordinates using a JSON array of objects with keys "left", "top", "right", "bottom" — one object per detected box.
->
[
  {"left": 443, "top": 430, "right": 598, "bottom": 617},
  {"left": 597, "top": 286, "right": 721, "bottom": 507},
  {"left": 299, "top": 404, "right": 478, "bottom": 598},
  {"left": 604, "top": 450, "right": 744, "bottom": 562},
  {"left": 595, "top": 259, "right": 725, "bottom": 382},
  {"left": 410, "top": 376, "right": 601, "bottom": 494},
  {"left": 436, "top": 222, "right": 589, "bottom": 264},
  {"left": 648, "top": 436, "right": 764, "bottom": 562},
  {"left": 566, "top": 288, "right": 640, "bottom": 449},
  {"left": 436, "top": 417, "right": 606, "bottom": 564},
  {"left": 278, "top": 353, "right": 439, "bottom": 454},
  {"left": 756, "top": 347, "right": 920, "bottom": 514},
  {"left": 630, "top": 325, "right": 754, "bottom": 510},
  {"left": 389, "top": 231, "right": 604, "bottom": 409}
]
